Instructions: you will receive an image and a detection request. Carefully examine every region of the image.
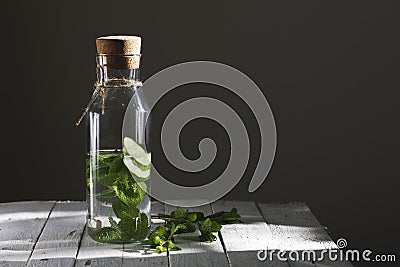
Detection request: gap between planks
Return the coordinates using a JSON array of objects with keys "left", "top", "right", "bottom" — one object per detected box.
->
[
  {"left": 27, "top": 201, "right": 87, "bottom": 266},
  {"left": 212, "top": 200, "right": 289, "bottom": 267},
  {"left": 0, "top": 201, "right": 56, "bottom": 266},
  {"left": 256, "top": 202, "right": 352, "bottom": 267}
]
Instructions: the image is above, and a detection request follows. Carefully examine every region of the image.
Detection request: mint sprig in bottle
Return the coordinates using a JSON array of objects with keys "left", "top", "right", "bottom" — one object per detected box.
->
[{"left": 79, "top": 35, "right": 151, "bottom": 243}]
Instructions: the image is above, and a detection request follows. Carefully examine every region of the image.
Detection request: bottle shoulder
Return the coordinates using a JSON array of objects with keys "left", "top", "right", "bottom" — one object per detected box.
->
[{"left": 89, "top": 86, "right": 149, "bottom": 112}]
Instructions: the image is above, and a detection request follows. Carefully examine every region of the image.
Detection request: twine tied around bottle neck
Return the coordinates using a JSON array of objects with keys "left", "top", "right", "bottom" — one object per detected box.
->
[{"left": 75, "top": 80, "right": 143, "bottom": 126}]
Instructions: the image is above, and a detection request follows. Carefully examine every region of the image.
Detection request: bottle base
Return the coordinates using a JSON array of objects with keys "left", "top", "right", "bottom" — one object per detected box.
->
[{"left": 87, "top": 225, "right": 151, "bottom": 244}]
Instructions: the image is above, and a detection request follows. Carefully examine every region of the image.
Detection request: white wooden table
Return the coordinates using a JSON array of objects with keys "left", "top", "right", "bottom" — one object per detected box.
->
[{"left": 0, "top": 201, "right": 352, "bottom": 267}]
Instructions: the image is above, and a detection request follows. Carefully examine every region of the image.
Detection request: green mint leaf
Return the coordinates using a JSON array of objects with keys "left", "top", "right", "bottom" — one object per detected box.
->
[
  {"left": 210, "top": 220, "right": 222, "bottom": 232},
  {"left": 156, "top": 245, "right": 167, "bottom": 253},
  {"left": 109, "top": 156, "right": 124, "bottom": 174},
  {"left": 133, "top": 212, "right": 148, "bottom": 240},
  {"left": 113, "top": 178, "right": 146, "bottom": 208},
  {"left": 98, "top": 174, "right": 116, "bottom": 187},
  {"left": 166, "top": 240, "right": 181, "bottom": 251},
  {"left": 97, "top": 189, "right": 116, "bottom": 199},
  {"left": 118, "top": 218, "right": 136, "bottom": 242},
  {"left": 112, "top": 201, "right": 139, "bottom": 219},
  {"left": 186, "top": 212, "right": 197, "bottom": 222},
  {"left": 192, "top": 212, "right": 205, "bottom": 221},
  {"left": 95, "top": 227, "right": 120, "bottom": 242},
  {"left": 108, "top": 214, "right": 136, "bottom": 242},
  {"left": 108, "top": 215, "right": 119, "bottom": 230},
  {"left": 148, "top": 226, "right": 169, "bottom": 245},
  {"left": 169, "top": 223, "right": 187, "bottom": 239},
  {"left": 113, "top": 182, "right": 141, "bottom": 207},
  {"left": 199, "top": 218, "right": 220, "bottom": 242},
  {"left": 199, "top": 232, "right": 217, "bottom": 242},
  {"left": 166, "top": 221, "right": 196, "bottom": 234},
  {"left": 152, "top": 235, "right": 164, "bottom": 245},
  {"left": 170, "top": 207, "right": 186, "bottom": 219},
  {"left": 136, "top": 181, "right": 147, "bottom": 203},
  {"left": 182, "top": 222, "right": 197, "bottom": 233},
  {"left": 206, "top": 208, "right": 241, "bottom": 224}
]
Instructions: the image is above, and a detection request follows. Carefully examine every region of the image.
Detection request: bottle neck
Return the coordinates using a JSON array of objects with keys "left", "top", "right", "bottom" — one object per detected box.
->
[{"left": 96, "top": 54, "right": 141, "bottom": 87}]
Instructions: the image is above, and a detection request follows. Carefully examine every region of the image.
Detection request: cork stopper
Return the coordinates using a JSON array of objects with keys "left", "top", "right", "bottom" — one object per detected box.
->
[{"left": 96, "top": 35, "right": 142, "bottom": 69}]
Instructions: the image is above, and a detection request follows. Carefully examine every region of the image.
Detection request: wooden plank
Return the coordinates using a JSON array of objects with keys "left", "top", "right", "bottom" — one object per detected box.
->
[
  {"left": 211, "top": 201, "right": 289, "bottom": 267},
  {"left": 0, "top": 201, "right": 55, "bottom": 266},
  {"left": 257, "top": 203, "right": 352, "bottom": 267},
  {"left": 257, "top": 203, "right": 336, "bottom": 251},
  {"left": 26, "top": 201, "right": 86, "bottom": 267},
  {"left": 0, "top": 200, "right": 353, "bottom": 266},
  {"left": 122, "top": 201, "right": 168, "bottom": 267},
  {"left": 166, "top": 204, "right": 229, "bottom": 267},
  {"left": 74, "top": 227, "right": 123, "bottom": 267},
  {"left": 74, "top": 204, "right": 123, "bottom": 267}
]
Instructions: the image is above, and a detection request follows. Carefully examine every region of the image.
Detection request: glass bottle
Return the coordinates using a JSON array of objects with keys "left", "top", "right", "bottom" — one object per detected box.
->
[{"left": 83, "top": 36, "right": 151, "bottom": 243}]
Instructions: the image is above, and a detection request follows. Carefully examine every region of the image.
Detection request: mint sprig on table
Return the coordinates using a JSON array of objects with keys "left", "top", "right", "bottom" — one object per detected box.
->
[
  {"left": 86, "top": 137, "right": 151, "bottom": 242},
  {"left": 149, "top": 206, "right": 241, "bottom": 253}
]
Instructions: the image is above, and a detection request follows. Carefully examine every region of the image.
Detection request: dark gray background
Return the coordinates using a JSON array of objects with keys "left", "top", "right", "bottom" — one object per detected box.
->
[{"left": 3, "top": 0, "right": 399, "bottom": 264}]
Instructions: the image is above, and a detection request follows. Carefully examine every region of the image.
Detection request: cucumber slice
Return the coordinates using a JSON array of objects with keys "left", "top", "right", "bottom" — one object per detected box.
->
[
  {"left": 123, "top": 137, "right": 151, "bottom": 168},
  {"left": 123, "top": 157, "right": 150, "bottom": 180},
  {"left": 131, "top": 152, "right": 152, "bottom": 171}
]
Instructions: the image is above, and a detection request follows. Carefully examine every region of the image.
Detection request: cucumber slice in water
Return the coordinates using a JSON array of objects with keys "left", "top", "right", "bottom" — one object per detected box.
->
[
  {"left": 123, "top": 137, "right": 151, "bottom": 168},
  {"left": 123, "top": 157, "right": 150, "bottom": 180}
]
